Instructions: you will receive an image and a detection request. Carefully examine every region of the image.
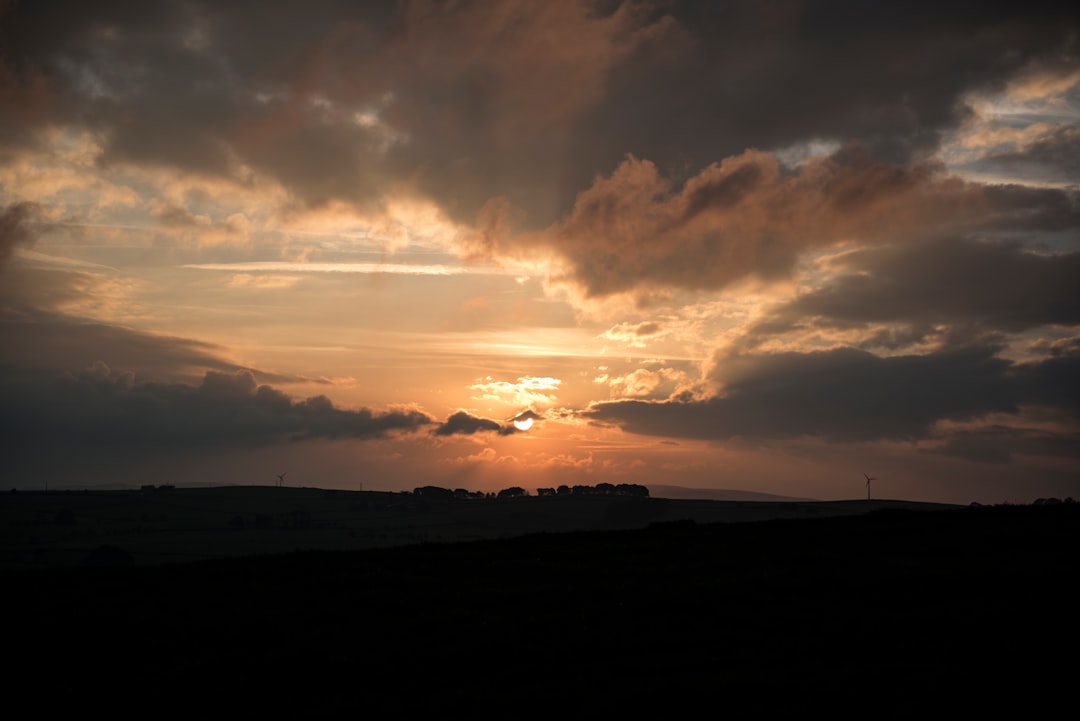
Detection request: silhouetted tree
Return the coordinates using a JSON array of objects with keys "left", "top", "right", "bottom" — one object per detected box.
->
[
  {"left": 616, "top": 483, "right": 649, "bottom": 498},
  {"left": 536, "top": 487, "right": 556, "bottom": 496},
  {"left": 497, "top": 487, "right": 527, "bottom": 498},
  {"left": 414, "top": 486, "right": 454, "bottom": 500},
  {"left": 556, "top": 485, "right": 571, "bottom": 495}
]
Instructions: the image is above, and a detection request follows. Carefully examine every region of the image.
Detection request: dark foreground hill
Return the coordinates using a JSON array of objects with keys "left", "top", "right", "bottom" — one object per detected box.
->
[
  {"left": 1, "top": 485, "right": 957, "bottom": 567},
  {"left": 5, "top": 501, "right": 1077, "bottom": 717}
]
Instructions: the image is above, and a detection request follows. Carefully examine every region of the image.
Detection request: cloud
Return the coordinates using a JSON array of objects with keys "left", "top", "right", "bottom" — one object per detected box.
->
[
  {"left": 512, "top": 409, "right": 543, "bottom": 423},
  {"left": 3, "top": 1, "right": 1075, "bottom": 228},
  {"left": 225, "top": 273, "right": 301, "bottom": 290},
  {"left": 372, "top": 0, "right": 681, "bottom": 220},
  {"left": 978, "top": 126, "right": 1080, "bottom": 185},
  {"left": 558, "top": 1, "right": 1079, "bottom": 201},
  {"left": 433, "top": 410, "right": 504, "bottom": 436},
  {"left": 0, "top": 202, "right": 42, "bottom": 268},
  {"left": 607, "top": 367, "right": 685, "bottom": 400},
  {"left": 433, "top": 408, "right": 547, "bottom": 436},
  {"left": 586, "top": 343, "right": 1036, "bottom": 443},
  {"left": 153, "top": 205, "right": 252, "bottom": 247},
  {"left": 0, "top": 366, "right": 435, "bottom": 453},
  {"left": 469, "top": 375, "right": 560, "bottom": 408},
  {"left": 601, "top": 320, "right": 667, "bottom": 347},
  {"left": 934, "top": 54, "right": 1079, "bottom": 185},
  {"left": 0, "top": 50, "right": 53, "bottom": 150},
  {"left": 1017, "top": 341, "right": 1080, "bottom": 417},
  {"left": 531, "top": 148, "right": 1015, "bottom": 297},
  {"left": 2, "top": 1, "right": 1078, "bottom": 497},
  {"left": 977, "top": 184, "right": 1080, "bottom": 232},
  {"left": 926, "top": 426, "right": 1080, "bottom": 465},
  {"left": 754, "top": 237, "right": 1080, "bottom": 347},
  {"left": 0, "top": 0, "right": 676, "bottom": 218},
  {"left": 184, "top": 261, "right": 515, "bottom": 276},
  {"left": 0, "top": 308, "right": 316, "bottom": 385}
]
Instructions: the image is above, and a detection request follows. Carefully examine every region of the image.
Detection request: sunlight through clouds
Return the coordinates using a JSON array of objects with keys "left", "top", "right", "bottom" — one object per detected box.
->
[
  {"left": 2, "top": 1, "right": 1078, "bottom": 503},
  {"left": 469, "top": 376, "right": 561, "bottom": 409}
]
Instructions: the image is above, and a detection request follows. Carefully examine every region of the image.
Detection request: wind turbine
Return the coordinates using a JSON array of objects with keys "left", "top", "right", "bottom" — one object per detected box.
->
[
  {"left": 864, "top": 472, "right": 876, "bottom": 501},
  {"left": 276, "top": 472, "right": 287, "bottom": 488}
]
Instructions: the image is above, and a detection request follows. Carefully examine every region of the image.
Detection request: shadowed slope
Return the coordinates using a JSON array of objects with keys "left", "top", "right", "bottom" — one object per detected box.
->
[{"left": 6, "top": 502, "right": 1076, "bottom": 716}]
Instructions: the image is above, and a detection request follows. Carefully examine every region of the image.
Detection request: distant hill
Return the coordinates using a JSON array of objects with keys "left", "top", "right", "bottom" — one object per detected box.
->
[{"left": 648, "top": 484, "right": 816, "bottom": 502}]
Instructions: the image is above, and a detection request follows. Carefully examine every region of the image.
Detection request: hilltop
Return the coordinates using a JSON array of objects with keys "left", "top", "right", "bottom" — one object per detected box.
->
[{"left": 1, "top": 484, "right": 957, "bottom": 568}]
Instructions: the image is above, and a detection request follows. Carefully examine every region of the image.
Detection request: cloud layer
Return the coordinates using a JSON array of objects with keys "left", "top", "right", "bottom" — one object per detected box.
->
[
  {"left": 754, "top": 237, "right": 1080, "bottom": 348},
  {"left": 0, "top": 366, "right": 435, "bottom": 452},
  {"left": 1, "top": 1, "right": 1078, "bottom": 500},
  {"left": 586, "top": 341, "right": 1080, "bottom": 461},
  {"left": 3, "top": 0, "right": 1076, "bottom": 223}
]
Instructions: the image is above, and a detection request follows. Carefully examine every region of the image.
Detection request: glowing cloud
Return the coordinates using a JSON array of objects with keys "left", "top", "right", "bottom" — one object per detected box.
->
[{"left": 469, "top": 376, "right": 561, "bottom": 408}]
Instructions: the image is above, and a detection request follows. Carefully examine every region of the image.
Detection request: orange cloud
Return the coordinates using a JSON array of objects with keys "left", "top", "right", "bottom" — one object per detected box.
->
[{"left": 537, "top": 147, "right": 991, "bottom": 298}]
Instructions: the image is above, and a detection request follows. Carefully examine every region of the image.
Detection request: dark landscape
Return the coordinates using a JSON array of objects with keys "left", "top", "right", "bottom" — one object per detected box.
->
[{"left": 5, "top": 487, "right": 1076, "bottom": 716}]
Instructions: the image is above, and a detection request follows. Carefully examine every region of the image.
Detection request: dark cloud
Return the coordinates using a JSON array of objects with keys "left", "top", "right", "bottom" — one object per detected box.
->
[
  {"left": 0, "top": 266, "right": 94, "bottom": 312},
  {"left": 0, "top": 366, "right": 435, "bottom": 453},
  {"left": 512, "top": 409, "right": 543, "bottom": 424},
  {"left": 0, "top": 0, "right": 393, "bottom": 194},
  {"left": 1017, "top": 342, "right": 1080, "bottom": 418},
  {"left": 978, "top": 184, "right": 1080, "bottom": 233},
  {"left": 432, "top": 409, "right": 540, "bottom": 436},
  {"left": 1043, "top": 336, "right": 1080, "bottom": 358},
  {"left": 0, "top": 308, "right": 313, "bottom": 385},
  {"left": 2, "top": 1, "right": 1075, "bottom": 223},
  {"left": 0, "top": 0, "right": 672, "bottom": 212},
  {"left": 979, "top": 126, "right": 1080, "bottom": 185},
  {"left": 433, "top": 410, "right": 504, "bottom": 436},
  {"left": 756, "top": 237, "right": 1080, "bottom": 344},
  {"left": 374, "top": 0, "right": 680, "bottom": 222},
  {"left": 0, "top": 202, "right": 41, "bottom": 268},
  {"left": 586, "top": 344, "right": 1030, "bottom": 443},
  {"left": 563, "top": 1, "right": 1079, "bottom": 197},
  {"left": 927, "top": 425, "right": 1080, "bottom": 465},
  {"left": 0, "top": 51, "right": 54, "bottom": 152}
]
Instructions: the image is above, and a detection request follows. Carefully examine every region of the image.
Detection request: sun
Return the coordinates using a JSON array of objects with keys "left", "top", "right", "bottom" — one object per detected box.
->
[{"left": 512, "top": 416, "right": 534, "bottom": 432}]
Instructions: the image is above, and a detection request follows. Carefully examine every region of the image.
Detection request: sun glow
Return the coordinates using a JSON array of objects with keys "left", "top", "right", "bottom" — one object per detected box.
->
[{"left": 512, "top": 417, "right": 534, "bottom": 431}]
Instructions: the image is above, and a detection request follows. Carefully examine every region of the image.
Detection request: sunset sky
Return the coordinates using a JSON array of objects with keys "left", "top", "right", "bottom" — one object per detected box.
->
[{"left": 2, "top": 0, "right": 1078, "bottom": 503}]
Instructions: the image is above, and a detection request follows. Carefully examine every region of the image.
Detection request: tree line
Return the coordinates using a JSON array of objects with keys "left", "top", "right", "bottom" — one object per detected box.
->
[{"left": 412, "top": 483, "right": 649, "bottom": 500}]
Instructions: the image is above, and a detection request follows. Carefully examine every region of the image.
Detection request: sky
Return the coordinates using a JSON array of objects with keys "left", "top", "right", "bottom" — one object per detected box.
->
[{"left": 1, "top": 0, "right": 1078, "bottom": 504}]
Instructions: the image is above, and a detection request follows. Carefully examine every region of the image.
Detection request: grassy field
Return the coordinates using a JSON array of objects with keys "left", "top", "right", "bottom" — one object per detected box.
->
[
  {"left": 4, "top": 489, "right": 1074, "bottom": 716},
  {"left": 1, "top": 485, "right": 958, "bottom": 567}
]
